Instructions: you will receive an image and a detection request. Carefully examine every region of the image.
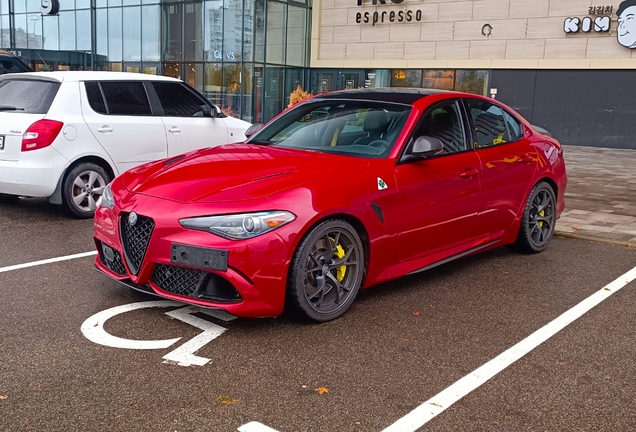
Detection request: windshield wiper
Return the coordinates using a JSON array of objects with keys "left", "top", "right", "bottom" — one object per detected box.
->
[{"left": 0, "top": 105, "right": 25, "bottom": 111}]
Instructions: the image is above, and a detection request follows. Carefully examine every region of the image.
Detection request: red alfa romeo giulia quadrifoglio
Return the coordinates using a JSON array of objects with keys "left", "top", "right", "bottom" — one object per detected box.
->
[{"left": 93, "top": 89, "right": 567, "bottom": 322}]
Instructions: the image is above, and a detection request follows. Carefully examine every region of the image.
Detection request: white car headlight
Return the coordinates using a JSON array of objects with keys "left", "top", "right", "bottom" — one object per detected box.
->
[
  {"left": 179, "top": 211, "right": 296, "bottom": 240},
  {"left": 98, "top": 183, "right": 115, "bottom": 209}
]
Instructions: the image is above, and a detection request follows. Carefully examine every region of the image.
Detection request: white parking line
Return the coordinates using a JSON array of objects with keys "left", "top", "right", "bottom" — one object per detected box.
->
[
  {"left": 0, "top": 251, "right": 97, "bottom": 274},
  {"left": 381, "top": 264, "right": 636, "bottom": 431},
  {"left": 238, "top": 264, "right": 636, "bottom": 432}
]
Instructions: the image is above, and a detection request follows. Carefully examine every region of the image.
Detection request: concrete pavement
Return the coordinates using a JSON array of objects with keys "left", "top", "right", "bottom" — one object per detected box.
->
[{"left": 555, "top": 145, "right": 636, "bottom": 248}]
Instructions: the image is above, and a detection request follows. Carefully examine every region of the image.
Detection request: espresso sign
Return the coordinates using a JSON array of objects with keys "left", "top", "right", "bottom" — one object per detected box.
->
[{"left": 355, "top": 0, "right": 424, "bottom": 26}]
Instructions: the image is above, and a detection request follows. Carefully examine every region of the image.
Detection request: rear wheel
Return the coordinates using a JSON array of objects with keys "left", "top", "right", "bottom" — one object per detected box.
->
[
  {"left": 60, "top": 163, "right": 110, "bottom": 218},
  {"left": 513, "top": 182, "right": 556, "bottom": 253},
  {"left": 286, "top": 220, "right": 365, "bottom": 322}
]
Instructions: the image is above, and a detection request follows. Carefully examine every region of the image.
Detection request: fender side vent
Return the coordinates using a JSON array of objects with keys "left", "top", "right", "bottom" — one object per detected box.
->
[{"left": 370, "top": 202, "right": 384, "bottom": 223}]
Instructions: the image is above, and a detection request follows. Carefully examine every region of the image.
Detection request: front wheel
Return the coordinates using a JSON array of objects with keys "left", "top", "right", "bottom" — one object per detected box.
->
[
  {"left": 512, "top": 182, "right": 556, "bottom": 253},
  {"left": 60, "top": 163, "right": 110, "bottom": 219},
  {"left": 286, "top": 220, "right": 365, "bottom": 322}
]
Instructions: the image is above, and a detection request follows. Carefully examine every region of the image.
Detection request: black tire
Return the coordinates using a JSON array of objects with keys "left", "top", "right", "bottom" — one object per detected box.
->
[
  {"left": 60, "top": 162, "right": 110, "bottom": 219},
  {"left": 0, "top": 194, "right": 20, "bottom": 203},
  {"left": 286, "top": 220, "right": 365, "bottom": 322},
  {"left": 512, "top": 182, "right": 556, "bottom": 253}
]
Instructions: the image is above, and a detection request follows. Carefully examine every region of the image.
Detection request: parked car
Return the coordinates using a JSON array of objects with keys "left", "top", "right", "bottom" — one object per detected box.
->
[
  {"left": 0, "top": 71, "right": 251, "bottom": 217},
  {"left": 93, "top": 88, "right": 567, "bottom": 322},
  {"left": 0, "top": 50, "right": 33, "bottom": 75}
]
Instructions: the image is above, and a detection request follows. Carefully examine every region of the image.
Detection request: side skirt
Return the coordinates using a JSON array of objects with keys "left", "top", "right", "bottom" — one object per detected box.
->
[{"left": 407, "top": 240, "right": 501, "bottom": 275}]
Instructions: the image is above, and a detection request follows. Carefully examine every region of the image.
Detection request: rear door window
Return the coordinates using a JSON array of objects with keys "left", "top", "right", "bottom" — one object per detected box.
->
[
  {"left": 97, "top": 81, "right": 152, "bottom": 116},
  {"left": 150, "top": 82, "right": 208, "bottom": 117},
  {"left": 0, "top": 79, "right": 59, "bottom": 114}
]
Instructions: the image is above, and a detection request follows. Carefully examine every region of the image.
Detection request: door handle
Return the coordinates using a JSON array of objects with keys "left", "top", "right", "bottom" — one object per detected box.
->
[
  {"left": 168, "top": 126, "right": 181, "bottom": 134},
  {"left": 517, "top": 154, "right": 534, "bottom": 164},
  {"left": 459, "top": 168, "right": 480, "bottom": 179},
  {"left": 97, "top": 126, "right": 113, "bottom": 133}
]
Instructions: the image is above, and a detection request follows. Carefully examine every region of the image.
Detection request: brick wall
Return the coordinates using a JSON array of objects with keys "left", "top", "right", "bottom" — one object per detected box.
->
[{"left": 311, "top": 0, "right": 636, "bottom": 69}]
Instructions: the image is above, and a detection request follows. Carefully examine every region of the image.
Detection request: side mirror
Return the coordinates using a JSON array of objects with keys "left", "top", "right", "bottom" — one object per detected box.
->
[
  {"left": 532, "top": 125, "right": 552, "bottom": 138},
  {"left": 211, "top": 104, "right": 224, "bottom": 118},
  {"left": 245, "top": 123, "right": 264, "bottom": 138},
  {"left": 411, "top": 136, "right": 444, "bottom": 157}
]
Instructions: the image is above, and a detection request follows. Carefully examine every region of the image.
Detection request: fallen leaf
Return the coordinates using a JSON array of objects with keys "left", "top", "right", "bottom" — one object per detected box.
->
[
  {"left": 0, "top": 395, "right": 7, "bottom": 400},
  {"left": 315, "top": 387, "right": 329, "bottom": 395},
  {"left": 571, "top": 226, "right": 580, "bottom": 231},
  {"left": 413, "top": 311, "right": 420, "bottom": 316},
  {"left": 216, "top": 395, "right": 239, "bottom": 405}
]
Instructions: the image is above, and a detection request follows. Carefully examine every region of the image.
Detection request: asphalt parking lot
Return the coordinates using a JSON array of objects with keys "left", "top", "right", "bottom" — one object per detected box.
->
[{"left": 1, "top": 199, "right": 635, "bottom": 432}]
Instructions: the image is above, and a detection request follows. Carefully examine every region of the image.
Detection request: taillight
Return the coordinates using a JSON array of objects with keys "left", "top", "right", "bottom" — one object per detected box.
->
[{"left": 21, "top": 120, "right": 64, "bottom": 152}]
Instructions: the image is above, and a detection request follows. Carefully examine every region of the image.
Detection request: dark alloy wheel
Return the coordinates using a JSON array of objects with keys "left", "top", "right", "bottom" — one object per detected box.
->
[
  {"left": 513, "top": 181, "right": 556, "bottom": 253},
  {"left": 286, "top": 220, "right": 365, "bottom": 322}
]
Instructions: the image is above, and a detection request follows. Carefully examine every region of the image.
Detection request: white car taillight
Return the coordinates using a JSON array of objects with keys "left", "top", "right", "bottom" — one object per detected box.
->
[{"left": 21, "top": 120, "right": 64, "bottom": 152}]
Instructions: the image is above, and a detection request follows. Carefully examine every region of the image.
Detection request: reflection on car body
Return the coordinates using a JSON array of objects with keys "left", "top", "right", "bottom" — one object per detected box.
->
[{"left": 93, "top": 88, "right": 567, "bottom": 322}]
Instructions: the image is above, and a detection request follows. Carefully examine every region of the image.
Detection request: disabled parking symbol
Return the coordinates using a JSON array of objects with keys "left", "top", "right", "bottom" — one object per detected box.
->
[{"left": 81, "top": 300, "right": 236, "bottom": 366}]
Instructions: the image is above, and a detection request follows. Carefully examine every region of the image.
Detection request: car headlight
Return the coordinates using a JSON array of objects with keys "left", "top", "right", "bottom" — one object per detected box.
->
[
  {"left": 179, "top": 211, "right": 296, "bottom": 240},
  {"left": 98, "top": 183, "right": 115, "bottom": 209}
]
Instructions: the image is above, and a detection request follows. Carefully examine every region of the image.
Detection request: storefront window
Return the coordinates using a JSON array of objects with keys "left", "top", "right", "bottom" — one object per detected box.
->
[
  {"left": 286, "top": 6, "right": 306, "bottom": 67},
  {"left": 204, "top": 0, "right": 223, "bottom": 61},
  {"left": 391, "top": 69, "right": 422, "bottom": 87},
  {"left": 243, "top": 0, "right": 254, "bottom": 61},
  {"left": 108, "top": 7, "right": 123, "bottom": 61},
  {"left": 0, "top": 15, "right": 9, "bottom": 48},
  {"left": 266, "top": 2, "right": 285, "bottom": 65},
  {"left": 253, "top": 65, "right": 264, "bottom": 123},
  {"left": 204, "top": 62, "right": 223, "bottom": 106},
  {"left": 142, "top": 5, "right": 160, "bottom": 61},
  {"left": 284, "top": 67, "right": 304, "bottom": 106},
  {"left": 184, "top": 2, "right": 203, "bottom": 61},
  {"left": 254, "top": 0, "right": 265, "bottom": 62},
  {"left": 76, "top": 10, "right": 91, "bottom": 51},
  {"left": 14, "top": 14, "right": 27, "bottom": 48},
  {"left": 222, "top": 62, "right": 242, "bottom": 116},
  {"left": 223, "top": 0, "right": 242, "bottom": 61},
  {"left": 186, "top": 63, "right": 204, "bottom": 92},
  {"left": 13, "top": 0, "right": 26, "bottom": 14},
  {"left": 96, "top": 9, "right": 107, "bottom": 55},
  {"left": 27, "top": 14, "right": 43, "bottom": 49},
  {"left": 423, "top": 70, "right": 455, "bottom": 90},
  {"left": 242, "top": 63, "right": 254, "bottom": 122},
  {"left": 455, "top": 70, "right": 489, "bottom": 95},
  {"left": 123, "top": 7, "right": 141, "bottom": 61},
  {"left": 163, "top": 3, "right": 182, "bottom": 61},
  {"left": 263, "top": 65, "right": 283, "bottom": 121}
]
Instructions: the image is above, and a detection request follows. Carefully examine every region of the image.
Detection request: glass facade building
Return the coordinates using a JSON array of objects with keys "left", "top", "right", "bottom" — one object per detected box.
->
[{"left": 0, "top": 0, "right": 311, "bottom": 122}]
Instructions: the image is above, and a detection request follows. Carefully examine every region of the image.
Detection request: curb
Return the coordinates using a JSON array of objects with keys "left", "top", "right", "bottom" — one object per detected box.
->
[{"left": 554, "top": 231, "right": 636, "bottom": 249}]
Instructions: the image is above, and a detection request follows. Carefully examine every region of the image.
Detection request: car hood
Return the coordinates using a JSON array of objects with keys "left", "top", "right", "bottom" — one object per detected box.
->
[{"left": 121, "top": 144, "right": 370, "bottom": 203}]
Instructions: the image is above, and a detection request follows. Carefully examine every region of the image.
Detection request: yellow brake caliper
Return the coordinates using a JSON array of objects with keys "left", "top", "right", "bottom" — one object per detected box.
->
[
  {"left": 330, "top": 238, "right": 347, "bottom": 281},
  {"left": 538, "top": 210, "right": 545, "bottom": 227}
]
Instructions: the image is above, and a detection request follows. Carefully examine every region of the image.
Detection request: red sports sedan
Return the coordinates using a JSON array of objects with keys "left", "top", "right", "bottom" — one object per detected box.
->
[{"left": 93, "top": 89, "right": 566, "bottom": 322}]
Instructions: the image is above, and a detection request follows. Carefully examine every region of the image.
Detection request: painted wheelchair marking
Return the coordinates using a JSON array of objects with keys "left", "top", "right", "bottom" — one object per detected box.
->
[{"left": 81, "top": 300, "right": 236, "bottom": 367}]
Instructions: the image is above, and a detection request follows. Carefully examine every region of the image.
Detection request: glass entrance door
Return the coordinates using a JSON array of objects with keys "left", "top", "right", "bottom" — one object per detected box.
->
[{"left": 313, "top": 71, "right": 335, "bottom": 94}]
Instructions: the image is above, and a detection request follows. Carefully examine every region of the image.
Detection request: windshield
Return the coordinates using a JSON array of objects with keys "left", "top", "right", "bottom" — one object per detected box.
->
[{"left": 247, "top": 99, "right": 412, "bottom": 158}]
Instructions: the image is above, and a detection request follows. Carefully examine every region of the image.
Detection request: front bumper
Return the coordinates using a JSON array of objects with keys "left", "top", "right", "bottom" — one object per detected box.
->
[{"left": 93, "top": 195, "right": 292, "bottom": 318}]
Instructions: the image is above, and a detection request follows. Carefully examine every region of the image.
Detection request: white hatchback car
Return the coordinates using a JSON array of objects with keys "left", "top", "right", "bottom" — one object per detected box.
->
[{"left": 0, "top": 71, "right": 251, "bottom": 217}]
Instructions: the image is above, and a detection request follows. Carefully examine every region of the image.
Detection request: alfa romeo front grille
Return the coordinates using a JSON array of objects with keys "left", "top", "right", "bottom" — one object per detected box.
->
[
  {"left": 151, "top": 264, "right": 205, "bottom": 296},
  {"left": 120, "top": 213, "right": 155, "bottom": 275}
]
